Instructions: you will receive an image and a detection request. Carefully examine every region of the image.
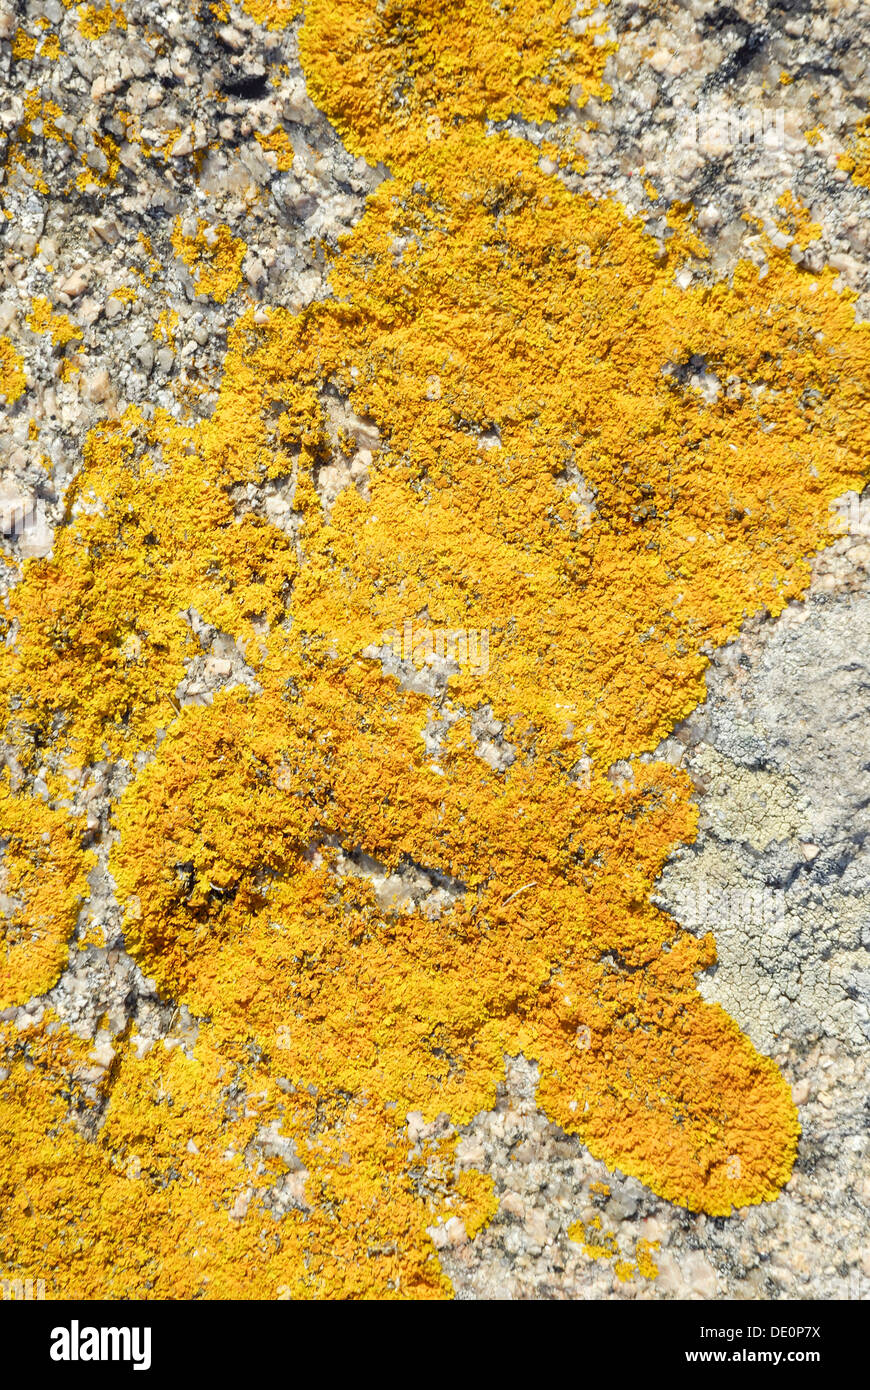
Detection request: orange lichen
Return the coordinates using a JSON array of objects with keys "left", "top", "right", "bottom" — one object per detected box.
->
[
  {"left": 0, "top": 782, "right": 93, "bottom": 1010},
  {"left": 0, "top": 1013, "right": 464, "bottom": 1298},
  {"left": 298, "top": 0, "right": 614, "bottom": 166},
  {"left": 254, "top": 128, "right": 296, "bottom": 170},
  {"left": 242, "top": 0, "right": 302, "bottom": 29},
  {"left": 0, "top": 407, "right": 294, "bottom": 771},
  {"left": 26, "top": 298, "right": 82, "bottom": 348},
  {"left": 171, "top": 218, "right": 247, "bottom": 303},
  {"left": 40, "top": 31, "right": 62, "bottom": 61},
  {"left": 2, "top": 0, "right": 868, "bottom": 1301},
  {"left": 0, "top": 337, "right": 26, "bottom": 404},
  {"left": 11, "top": 29, "right": 38, "bottom": 61},
  {"left": 837, "top": 114, "right": 870, "bottom": 187},
  {"left": 77, "top": 3, "right": 127, "bottom": 40},
  {"left": 75, "top": 130, "right": 121, "bottom": 189}
]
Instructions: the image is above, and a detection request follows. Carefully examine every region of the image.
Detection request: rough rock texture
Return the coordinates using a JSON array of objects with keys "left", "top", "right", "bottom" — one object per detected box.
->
[{"left": 1, "top": 0, "right": 868, "bottom": 1300}]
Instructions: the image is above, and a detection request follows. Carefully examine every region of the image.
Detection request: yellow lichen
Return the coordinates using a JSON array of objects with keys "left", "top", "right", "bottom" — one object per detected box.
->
[
  {"left": 242, "top": 0, "right": 302, "bottom": 29},
  {"left": 153, "top": 308, "right": 178, "bottom": 346},
  {"left": 3, "top": 54, "right": 174, "bottom": 201},
  {"left": 297, "top": 0, "right": 614, "bottom": 166},
  {"left": 76, "top": 3, "right": 126, "bottom": 40},
  {"left": 566, "top": 1209, "right": 658, "bottom": 1282},
  {"left": 0, "top": 338, "right": 26, "bottom": 404},
  {"left": 837, "top": 114, "right": 870, "bottom": 187},
  {"left": 26, "top": 298, "right": 82, "bottom": 348},
  {"left": 75, "top": 130, "right": 121, "bottom": 189},
  {"left": 40, "top": 31, "right": 62, "bottom": 60},
  {"left": 775, "top": 190, "right": 821, "bottom": 250},
  {"left": 11, "top": 29, "right": 38, "bottom": 61},
  {"left": 22, "top": 90, "right": 65, "bottom": 143},
  {"left": 635, "top": 1237, "right": 660, "bottom": 1280},
  {"left": 171, "top": 218, "right": 247, "bottom": 303},
  {"left": 135, "top": 231, "right": 162, "bottom": 282},
  {"left": 0, "top": 782, "right": 93, "bottom": 1010},
  {"left": 254, "top": 128, "right": 295, "bottom": 170},
  {"left": 1, "top": 0, "right": 868, "bottom": 1301}
]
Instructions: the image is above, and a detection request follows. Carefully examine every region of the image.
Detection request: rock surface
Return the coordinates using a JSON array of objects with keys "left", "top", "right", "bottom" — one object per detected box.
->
[{"left": 0, "top": 0, "right": 867, "bottom": 1300}]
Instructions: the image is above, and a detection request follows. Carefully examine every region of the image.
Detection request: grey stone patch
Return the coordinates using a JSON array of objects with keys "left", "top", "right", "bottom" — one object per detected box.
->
[
  {"left": 471, "top": 704, "right": 517, "bottom": 772},
  {"left": 314, "top": 389, "right": 379, "bottom": 515},
  {"left": 554, "top": 459, "right": 597, "bottom": 532},
  {"left": 327, "top": 841, "right": 467, "bottom": 919},
  {"left": 242, "top": 1122, "right": 310, "bottom": 1218},
  {"left": 421, "top": 703, "right": 462, "bottom": 760},
  {"left": 654, "top": 580, "right": 870, "bottom": 1054},
  {"left": 359, "top": 638, "right": 460, "bottom": 697},
  {"left": 174, "top": 608, "right": 263, "bottom": 709}
]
